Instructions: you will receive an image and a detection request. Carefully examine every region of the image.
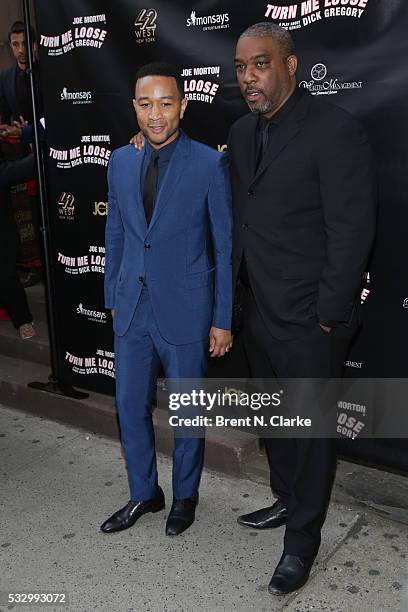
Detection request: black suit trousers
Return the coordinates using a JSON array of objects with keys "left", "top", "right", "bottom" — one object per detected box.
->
[
  {"left": 242, "top": 287, "right": 358, "bottom": 557},
  {"left": 0, "top": 223, "right": 32, "bottom": 329}
]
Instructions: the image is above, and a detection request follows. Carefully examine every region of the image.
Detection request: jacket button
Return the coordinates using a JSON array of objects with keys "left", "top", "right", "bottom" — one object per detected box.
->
[
  {"left": 144, "top": 243, "right": 151, "bottom": 249},
  {"left": 138, "top": 276, "right": 144, "bottom": 283},
  {"left": 242, "top": 223, "right": 249, "bottom": 229},
  {"left": 247, "top": 189, "right": 254, "bottom": 196}
]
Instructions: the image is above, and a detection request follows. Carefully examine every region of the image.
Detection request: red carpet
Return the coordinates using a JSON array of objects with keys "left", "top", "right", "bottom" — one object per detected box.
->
[{"left": 0, "top": 308, "right": 11, "bottom": 321}]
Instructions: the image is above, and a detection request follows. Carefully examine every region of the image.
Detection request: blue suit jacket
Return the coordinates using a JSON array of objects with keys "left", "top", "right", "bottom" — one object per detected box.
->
[{"left": 104, "top": 131, "right": 233, "bottom": 344}]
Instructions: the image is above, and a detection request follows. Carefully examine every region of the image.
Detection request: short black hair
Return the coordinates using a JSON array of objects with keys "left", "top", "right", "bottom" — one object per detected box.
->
[
  {"left": 135, "top": 62, "right": 184, "bottom": 98},
  {"left": 239, "top": 22, "right": 295, "bottom": 59},
  {"left": 8, "top": 20, "right": 37, "bottom": 43}
]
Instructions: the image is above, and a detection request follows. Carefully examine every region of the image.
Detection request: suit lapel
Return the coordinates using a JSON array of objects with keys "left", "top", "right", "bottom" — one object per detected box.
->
[
  {"left": 8, "top": 66, "right": 19, "bottom": 119},
  {"left": 124, "top": 146, "right": 147, "bottom": 236},
  {"left": 147, "top": 131, "right": 190, "bottom": 234},
  {"left": 250, "top": 121, "right": 300, "bottom": 187},
  {"left": 235, "top": 114, "right": 258, "bottom": 187},
  {"left": 249, "top": 91, "right": 312, "bottom": 188}
]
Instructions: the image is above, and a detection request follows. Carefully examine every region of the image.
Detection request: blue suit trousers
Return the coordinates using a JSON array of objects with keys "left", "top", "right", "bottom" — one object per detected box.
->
[{"left": 114, "top": 287, "right": 208, "bottom": 501}]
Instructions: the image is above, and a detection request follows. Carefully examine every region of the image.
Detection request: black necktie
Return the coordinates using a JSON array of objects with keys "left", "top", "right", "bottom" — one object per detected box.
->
[
  {"left": 262, "top": 120, "right": 271, "bottom": 156},
  {"left": 256, "top": 119, "right": 271, "bottom": 171},
  {"left": 143, "top": 151, "right": 159, "bottom": 225}
]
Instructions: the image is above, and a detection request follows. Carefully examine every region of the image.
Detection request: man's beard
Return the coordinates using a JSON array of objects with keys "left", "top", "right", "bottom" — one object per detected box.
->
[{"left": 246, "top": 97, "right": 274, "bottom": 115}]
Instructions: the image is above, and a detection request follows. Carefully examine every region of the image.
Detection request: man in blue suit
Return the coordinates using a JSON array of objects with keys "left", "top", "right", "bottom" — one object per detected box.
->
[{"left": 101, "top": 62, "right": 233, "bottom": 536}]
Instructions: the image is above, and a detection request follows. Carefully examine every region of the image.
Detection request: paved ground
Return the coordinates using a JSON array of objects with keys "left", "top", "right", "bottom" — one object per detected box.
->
[{"left": 1, "top": 404, "right": 407, "bottom": 612}]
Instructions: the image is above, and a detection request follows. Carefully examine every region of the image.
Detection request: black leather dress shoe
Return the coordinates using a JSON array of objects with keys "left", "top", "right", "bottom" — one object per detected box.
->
[
  {"left": 268, "top": 553, "right": 315, "bottom": 596},
  {"left": 237, "top": 499, "right": 287, "bottom": 529},
  {"left": 100, "top": 487, "right": 165, "bottom": 533},
  {"left": 165, "top": 493, "right": 198, "bottom": 536}
]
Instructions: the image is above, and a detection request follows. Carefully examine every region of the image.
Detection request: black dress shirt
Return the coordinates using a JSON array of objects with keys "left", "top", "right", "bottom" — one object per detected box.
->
[
  {"left": 240, "top": 88, "right": 304, "bottom": 288},
  {"left": 14, "top": 66, "right": 32, "bottom": 123},
  {"left": 255, "top": 86, "right": 304, "bottom": 169},
  {"left": 141, "top": 135, "right": 179, "bottom": 198}
]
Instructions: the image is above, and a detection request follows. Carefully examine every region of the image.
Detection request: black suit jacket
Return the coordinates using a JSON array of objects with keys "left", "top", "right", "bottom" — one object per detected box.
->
[
  {"left": 0, "top": 65, "right": 19, "bottom": 124},
  {"left": 0, "top": 63, "right": 42, "bottom": 124},
  {"left": 228, "top": 90, "right": 376, "bottom": 340}
]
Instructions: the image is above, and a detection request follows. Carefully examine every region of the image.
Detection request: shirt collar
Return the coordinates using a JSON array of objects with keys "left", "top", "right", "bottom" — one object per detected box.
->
[
  {"left": 259, "top": 86, "right": 304, "bottom": 129},
  {"left": 145, "top": 133, "right": 180, "bottom": 162}
]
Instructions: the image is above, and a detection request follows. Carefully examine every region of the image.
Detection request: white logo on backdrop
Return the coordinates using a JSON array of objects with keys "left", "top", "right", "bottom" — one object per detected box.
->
[
  {"left": 65, "top": 348, "right": 114, "bottom": 377},
  {"left": 186, "top": 10, "right": 229, "bottom": 30},
  {"left": 58, "top": 192, "right": 75, "bottom": 220},
  {"left": 60, "top": 87, "right": 92, "bottom": 104},
  {"left": 57, "top": 246, "right": 105, "bottom": 275},
  {"left": 299, "top": 62, "right": 363, "bottom": 95},
  {"left": 77, "top": 303, "right": 107, "bottom": 323},
  {"left": 311, "top": 63, "right": 327, "bottom": 81},
  {"left": 181, "top": 65, "right": 221, "bottom": 104},
  {"left": 49, "top": 135, "right": 111, "bottom": 169},
  {"left": 264, "top": 1, "right": 369, "bottom": 31},
  {"left": 40, "top": 17, "right": 107, "bottom": 56},
  {"left": 134, "top": 8, "right": 157, "bottom": 43}
]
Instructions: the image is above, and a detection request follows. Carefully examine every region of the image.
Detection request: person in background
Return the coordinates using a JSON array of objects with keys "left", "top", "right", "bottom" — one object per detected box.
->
[
  {"left": 0, "top": 20, "right": 43, "bottom": 288},
  {"left": 0, "top": 146, "right": 36, "bottom": 339},
  {"left": 0, "top": 21, "right": 41, "bottom": 126}
]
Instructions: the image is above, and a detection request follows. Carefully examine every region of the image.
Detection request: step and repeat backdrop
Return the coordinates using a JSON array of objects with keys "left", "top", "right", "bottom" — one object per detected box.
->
[{"left": 34, "top": 0, "right": 408, "bottom": 470}]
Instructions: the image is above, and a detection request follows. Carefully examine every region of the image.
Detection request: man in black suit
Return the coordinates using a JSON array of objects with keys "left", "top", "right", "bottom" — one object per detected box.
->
[
  {"left": 0, "top": 21, "right": 40, "bottom": 125},
  {"left": 0, "top": 21, "right": 43, "bottom": 288},
  {"left": 228, "top": 23, "right": 376, "bottom": 595}
]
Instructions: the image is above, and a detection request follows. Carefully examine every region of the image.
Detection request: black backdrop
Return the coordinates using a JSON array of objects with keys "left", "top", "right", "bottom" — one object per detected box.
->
[{"left": 34, "top": 0, "right": 408, "bottom": 471}]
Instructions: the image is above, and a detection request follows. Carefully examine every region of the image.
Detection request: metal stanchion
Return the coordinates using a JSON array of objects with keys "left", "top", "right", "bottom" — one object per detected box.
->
[{"left": 23, "top": 0, "right": 88, "bottom": 399}]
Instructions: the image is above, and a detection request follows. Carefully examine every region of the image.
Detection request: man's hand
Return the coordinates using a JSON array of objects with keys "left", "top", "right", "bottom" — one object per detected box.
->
[
  {"left": 0, "top": 116, "right": 28, "bottom": 139},
  {"left": 111, "top": 309, "right": 115, "bottom": 319},
  {"left": 130, "top": 131, "right": 145, "bottom": 150},
  {"left": 0, "top": 123, "right": 22, "bottom": 139},
  {"left": 319, "top": 323, "right": 331, "bottom": 333},
  {"left": 14, "top": 115, "right": 28, "bottom": 128},
  {"left": 209, "top": 327, "right": 233, "bottom": 358}
]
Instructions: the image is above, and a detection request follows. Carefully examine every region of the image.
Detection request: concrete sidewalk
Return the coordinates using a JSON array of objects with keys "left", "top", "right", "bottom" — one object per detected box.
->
[{"left": 1, "top": 404, "right": 407, "bottom": 612}]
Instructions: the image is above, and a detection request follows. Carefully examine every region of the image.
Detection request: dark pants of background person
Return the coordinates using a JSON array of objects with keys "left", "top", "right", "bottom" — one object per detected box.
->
[
  {"left": 242, "top": 286, "right": 359, "bottom": 558},
  {"left": 0, "top": 220, "right": 32, "bottom": 328}
]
